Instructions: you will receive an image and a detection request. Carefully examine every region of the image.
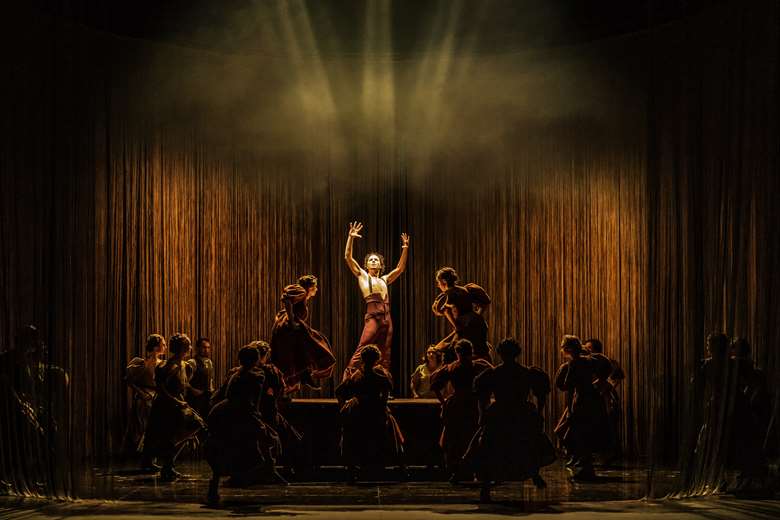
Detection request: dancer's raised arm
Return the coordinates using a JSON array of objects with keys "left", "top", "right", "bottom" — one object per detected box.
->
[
  {"left": 344, "top": 222, "right": 364, "bottom": 277},
  {"left": 383, "top": 233, "right": 410, "bottom": 285}
]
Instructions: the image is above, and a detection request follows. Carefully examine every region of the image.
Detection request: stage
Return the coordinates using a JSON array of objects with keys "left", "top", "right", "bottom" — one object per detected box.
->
[
  {"left": 77, "top": 461, "right": 680, "bottom": 505},
  {"left": 4, "top": 497, "right": 780, "bottom": 520},
  {"left": 2, "top": 0, "right": 779, "bottom": 511},
  {"left": 72, "top": 398, "right": 687, "bottom": 505}
]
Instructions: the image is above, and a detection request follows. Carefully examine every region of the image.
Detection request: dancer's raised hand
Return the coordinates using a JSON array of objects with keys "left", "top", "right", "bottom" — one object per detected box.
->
[
  {"left": 401, "top": 233, "right": 410, "bottom": 248},
  {"left": 348, "top": 221, "right": 364, "bottom": 239}
]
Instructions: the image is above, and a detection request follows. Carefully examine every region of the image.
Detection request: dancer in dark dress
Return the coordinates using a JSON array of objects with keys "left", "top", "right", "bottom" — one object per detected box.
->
[
  {"left": 335, "top": 345, "right": 405, "bottom": 481},
  {"left": 467, "top": 338, "right": 556, "bottom": 503},
  {"left": 430, "top": 339, "right": 492, "bottom": 482},
  {"left": 683, "top": 332, "right": 732, "bottom": 494},
  {"left": 142, "top": 333, "right": 206, "bottom": 481},
  {"left": 271, "top": 275, "right": 336, "bottom": 390},
  {"left": 554, "top": 335, "right": 612, "bottom": 480},
  {"left": 206, "top": 343, "right": 284, "bottom": 503},
  {"left": 257, "top": 341, "right": 303, "bottom": 468},
  {"left": 432, "top": 267, "right": 492, "bottom": 364},
  {"left": 726, "top": 337, "right": 770, "bottom": 493},
  {"left": 186, "top": 337, "right": 215, "bottom": 420},
  {"left": 123, "top": 334, "right": 166, "bottom": 468},
  {"left": 343, "top": 222, "right": 409, "bottom": 379},
  {"left": 0, "top": 325, "right": 70, "bottom": 495},
  {"left": 583, "top": 338, "right": 625, "bottom": 464}
]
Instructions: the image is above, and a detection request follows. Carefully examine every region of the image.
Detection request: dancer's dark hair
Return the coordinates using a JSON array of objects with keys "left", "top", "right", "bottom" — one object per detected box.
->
[
  {"left": 584, "top": 338, "right": 603, "bottom": 354},
  {"left": 247, "top": 339, "right": 271, "bottom": 359},
  {"left": 360, "top": 345, "right": 382, "bottom": 366},
  {"left": 298, "top": 275, "right": 318, "bottom": 290},
  {"left": 435, "top": 267, "right": 458, "bottom": 287},
  {"left": 169, "top": 333, "right": 191, "bottom": 355},
  {"left": 145, "top": 334, "right": 165, "bottom": 353},
  {"left": 560, "top": 335, "right": 582, "bottom": 354},
  {"left": 238, "top": 345, "right": 260, "bottom": 367},
  {"left": 454, "top": 339, "right": 473, "bottom": 357},
  {"left": 496, "top": 337, "right": 521, "bottom": 359}
]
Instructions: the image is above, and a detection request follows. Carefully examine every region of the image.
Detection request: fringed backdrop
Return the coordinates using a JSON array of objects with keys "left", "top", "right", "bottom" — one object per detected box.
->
[{"left": 0, "top": 0, "right": 777, "bottom": 498}]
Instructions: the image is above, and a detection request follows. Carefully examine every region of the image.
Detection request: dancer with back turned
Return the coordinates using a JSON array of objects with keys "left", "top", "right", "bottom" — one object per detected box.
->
[{"left": 432, "top": 267, "right": 492, "bottom": 364}]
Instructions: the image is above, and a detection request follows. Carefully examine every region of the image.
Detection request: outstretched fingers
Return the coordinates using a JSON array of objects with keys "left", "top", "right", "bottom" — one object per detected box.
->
[{"left": 348, "top": 221, "right": 364, "bottom": 238}]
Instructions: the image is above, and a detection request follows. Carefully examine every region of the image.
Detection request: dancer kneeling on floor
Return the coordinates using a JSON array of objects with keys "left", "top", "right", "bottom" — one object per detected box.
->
[{"left": 206, "top": 343, "right": 284, "bottom": 503}]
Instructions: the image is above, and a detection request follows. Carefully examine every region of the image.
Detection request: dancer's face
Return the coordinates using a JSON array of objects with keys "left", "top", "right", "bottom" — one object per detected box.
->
[
  {"left": 436, "top": 278, "right": 448, "bottom": 292},
  {"left": 366, "top": 255, "right": 381, "bottom": 273},
  {"left": 197, "top": 341, "right": 211, "bottom": 358},
  {"left": 179, "top": 344, "right": 192, "bottom": 360},
  {"left": 307, "top": 284, "right": 318, "bottom": 298}
]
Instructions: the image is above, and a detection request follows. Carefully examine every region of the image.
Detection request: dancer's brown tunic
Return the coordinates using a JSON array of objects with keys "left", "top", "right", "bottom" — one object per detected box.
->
[
  {"left": 143, "top": 358, "right": 206, "bottom": 462},
  {"left": 430, "top": 357, "right": 492, "bottom": 475},
  {"left": 466, "top": 363, "right": 557, "bottom": 481},
  {"left": 271, "top": 284, "right": 336, "bottom": 385},
  {"left": 335, "top": 365, "right": 404, "bottom": 467},
  {"left": 433, "top": 283, "right": 492, "bottom": 363}
]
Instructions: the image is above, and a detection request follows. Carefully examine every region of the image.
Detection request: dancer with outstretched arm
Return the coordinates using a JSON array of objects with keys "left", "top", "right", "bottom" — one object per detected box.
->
[{"left": 343, "top": 221, "right": 409, "bottom": 379}]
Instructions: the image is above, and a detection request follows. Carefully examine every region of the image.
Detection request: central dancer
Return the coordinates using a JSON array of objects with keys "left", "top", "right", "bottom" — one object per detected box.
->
[{"left": 343, "top": 221, "right": 409, "bottom": 379}]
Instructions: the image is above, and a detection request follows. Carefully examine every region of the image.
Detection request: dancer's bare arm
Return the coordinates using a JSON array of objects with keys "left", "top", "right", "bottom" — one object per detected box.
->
[
  {"left": 384, "top": 233, "right": 410, "bottom": 285},
  {"left": 344, "top": 222, "right": 364, "bottom": 277}
]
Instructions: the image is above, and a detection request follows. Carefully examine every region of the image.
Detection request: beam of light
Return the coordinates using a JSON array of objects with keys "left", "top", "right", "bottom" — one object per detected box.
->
[
  {"left": 362, "top": 0, "right": 395, "bottom": 147},
  {"left": 405, "top": 0, "right": 491, "bottom": 170},
  {"left": 275, "top": 0, "right": 345, "bottom": 158}
]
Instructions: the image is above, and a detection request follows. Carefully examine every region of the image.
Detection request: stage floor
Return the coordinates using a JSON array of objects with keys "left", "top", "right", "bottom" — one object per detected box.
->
[
  {"left": 76, "top": 460, "right": 684, "bottom": 505},
  {"left": 3, "top": 495, "right": 780, "bottom": 520}
]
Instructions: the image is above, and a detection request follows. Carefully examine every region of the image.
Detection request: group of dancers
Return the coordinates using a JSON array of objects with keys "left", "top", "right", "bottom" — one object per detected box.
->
[{"left": 123, "top": 222, "right": 627, "bottom": 503}]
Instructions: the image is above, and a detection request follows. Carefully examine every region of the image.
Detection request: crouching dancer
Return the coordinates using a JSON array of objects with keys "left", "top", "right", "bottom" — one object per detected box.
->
[
  {"left": 141, "top": 333, "right": 206, "bottom": 482},
  {"left": 206, "top": 344, "right": 284, "bottom": 503}
]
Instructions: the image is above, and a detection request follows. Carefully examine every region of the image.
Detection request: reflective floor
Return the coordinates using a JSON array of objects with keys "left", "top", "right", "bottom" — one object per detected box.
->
[
  {"left": 3, "top": 496, "right": 780, "bottom": 520},
  {"left": 76, "top": 460, "right": 683, "bottom": 505}
]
